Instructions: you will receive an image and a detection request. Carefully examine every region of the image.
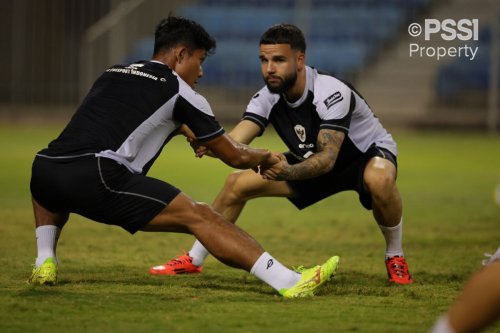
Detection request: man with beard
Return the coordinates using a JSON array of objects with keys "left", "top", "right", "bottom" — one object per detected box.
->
[
  {"left": 150, "top": 23, "right": 412, "bottom": 285},
  {"left": 28, "top": 17, "right": 340, "bottom": 298}
]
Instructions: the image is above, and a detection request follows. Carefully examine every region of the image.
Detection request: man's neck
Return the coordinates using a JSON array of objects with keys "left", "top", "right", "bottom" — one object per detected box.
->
[{"left": 284, "top": 69, "right": 306, "bottom": 103}]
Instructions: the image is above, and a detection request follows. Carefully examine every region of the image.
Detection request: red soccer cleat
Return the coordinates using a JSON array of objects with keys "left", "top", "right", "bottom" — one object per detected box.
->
[
  {"left": 385, "top": 256, "right": 413, "bottom": 284},
  {"left": 149, "top": 253, "right": 203, "bottom": 275}
]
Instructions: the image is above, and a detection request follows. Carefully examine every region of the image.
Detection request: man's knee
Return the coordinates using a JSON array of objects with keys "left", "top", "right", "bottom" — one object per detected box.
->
[
  {"left": 144, "top": 194, "right": 220, "bottom": 232},
  {"left": 366, "top": 171, "right": 394, "bottom": 190},
  {"left": 220, "top": 171, "right": 249, "bottom": 203},
  {"left": 364, "top": 164, "right": 397, "bottom": 202},
  {"left": 191, "top": 201, "right": 217, "bottom": 222}
]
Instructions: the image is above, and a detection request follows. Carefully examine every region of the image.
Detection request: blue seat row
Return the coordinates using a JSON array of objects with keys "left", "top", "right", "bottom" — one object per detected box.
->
[
  {"left": 436, "top": 28, "right": 499, "bottom": 99},
  {"left": 200, "top": 39, "right": 372, "bottom": 87},
  {"left": 178, "top": 6, "right": 294, "bottom": 39},
  {"left": 125, "top": 3, "right": 422, "bottom": 87},
  {"left": 306, "top": 6, "right": 405, "bottom": 44},
  {"left": 178, "top": 5, "right": 407, "bottom": 42}
]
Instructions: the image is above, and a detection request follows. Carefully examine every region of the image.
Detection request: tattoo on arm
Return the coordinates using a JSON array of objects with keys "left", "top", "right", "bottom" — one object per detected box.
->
[{"left": 280, "top": 129, "right": 345, "bottom": 180}]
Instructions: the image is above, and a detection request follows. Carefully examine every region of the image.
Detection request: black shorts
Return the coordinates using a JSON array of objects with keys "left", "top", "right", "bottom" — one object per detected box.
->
[
  {"left": 30, "top": 155, "right": 181, "bottom": 234},
  {"left": 285, "top": 145, "right": 397, "bottom": 210}
]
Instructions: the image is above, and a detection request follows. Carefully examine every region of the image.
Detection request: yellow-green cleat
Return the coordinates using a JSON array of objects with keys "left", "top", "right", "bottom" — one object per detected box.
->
[
  {"left": 279, "top": 255, "right": 340, "bottom": 298},
  {"left": 28, "top": 257, "right": 57, "bottom": 286}
]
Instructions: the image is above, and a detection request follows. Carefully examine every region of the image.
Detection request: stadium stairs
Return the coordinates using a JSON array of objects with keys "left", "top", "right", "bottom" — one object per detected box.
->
[{"left": 357, "top": 0, "right": 497, "bottom": 128}]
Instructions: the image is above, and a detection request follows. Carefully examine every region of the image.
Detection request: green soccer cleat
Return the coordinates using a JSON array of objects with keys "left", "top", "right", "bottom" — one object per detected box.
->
[
  {"left": 279, "top": 255, "right": 340, "bottom": 298},
  {"left": 28, "top": 257, "right": 57, "bottom": 286}
]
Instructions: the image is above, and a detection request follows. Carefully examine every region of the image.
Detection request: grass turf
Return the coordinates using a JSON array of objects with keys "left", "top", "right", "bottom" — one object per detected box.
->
[{"left": 0, "top": 122, "right": 499, "bottom": 333}]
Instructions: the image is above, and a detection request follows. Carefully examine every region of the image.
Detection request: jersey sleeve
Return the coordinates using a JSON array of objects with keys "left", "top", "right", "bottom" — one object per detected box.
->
[
  {"left": 174, "top": 82, "right": 224, "bottom": 142},
  {"left": 315, "top": 78, "right": 354, "bottom": 134},
  {"left": 241, "top": 88, "right": 277, "bottom": 135}
]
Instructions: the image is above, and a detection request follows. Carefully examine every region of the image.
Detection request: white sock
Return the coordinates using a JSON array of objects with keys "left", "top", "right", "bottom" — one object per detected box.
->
[
  {"left": 430, "top": 314, "right": 456, "bottom": 333},
  {"left": 188, "top": 240, "right": 209, "bottom": 267},
  {"left": 35, "top": 225, "right": 61, "bottom": 267},
  {"left": 378, "top": 218, "right": 404, "bottom": 259},
  {"left": 250, "top": 252, "right": 301, "bottom": 291}
]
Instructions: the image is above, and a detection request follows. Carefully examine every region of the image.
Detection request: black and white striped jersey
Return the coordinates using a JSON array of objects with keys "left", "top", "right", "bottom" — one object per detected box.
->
[
  {"left": 38, "top": 60, "right": 224, "bottom": 174},
  {"left": 242, "top": 66, "right": 397, "bottom": 161}
]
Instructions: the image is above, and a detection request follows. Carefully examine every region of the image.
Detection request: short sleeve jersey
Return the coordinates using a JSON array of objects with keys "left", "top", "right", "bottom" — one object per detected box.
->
[
  {"left": 242, "top": 66, "right": 397, "bottom": 161},
  {"left": 38, "top": 60, "right": 224, "bottom": 174}
]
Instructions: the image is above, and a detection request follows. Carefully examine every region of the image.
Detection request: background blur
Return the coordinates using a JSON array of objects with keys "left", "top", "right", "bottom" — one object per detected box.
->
[{"left": 0, "top": 0, "right": 498, "bottom": 131}]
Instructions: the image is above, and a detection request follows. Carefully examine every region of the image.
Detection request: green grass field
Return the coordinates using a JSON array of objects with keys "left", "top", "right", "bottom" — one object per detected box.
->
[{"left": 0, "top": 122, "right": 499, "bottom": 333}]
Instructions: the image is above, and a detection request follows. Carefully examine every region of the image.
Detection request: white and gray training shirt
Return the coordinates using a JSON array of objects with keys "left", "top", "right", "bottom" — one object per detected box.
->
[{"left": 242, "top": 66, "right": 397, "bottom": 161}]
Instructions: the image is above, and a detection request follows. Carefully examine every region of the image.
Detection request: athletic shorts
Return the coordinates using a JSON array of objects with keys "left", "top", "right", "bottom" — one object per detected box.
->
[
  {"left": 285, "top": 145, "right": 397, "bottom": 210},
  {"left": 30, "top": 155, "right": 181, "bottom": 234}
]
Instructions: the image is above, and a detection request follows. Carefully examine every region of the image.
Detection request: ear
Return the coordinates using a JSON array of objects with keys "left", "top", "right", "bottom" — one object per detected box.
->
[
  {"left": 176, "top": 46, "right": 188, "bottom": 64},
  {"left": 296, "top": 51, "right": 305, "bottom": 71}
]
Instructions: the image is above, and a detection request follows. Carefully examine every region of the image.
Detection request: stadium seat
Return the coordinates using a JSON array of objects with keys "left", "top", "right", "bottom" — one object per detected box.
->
[
  {"left": 202, "top": 40, "right": 262, "bottom": 87},
  {"left": 308, "top": 41, "right": 370, "bottom": 76},
  {"left": 178, "top": 5, "right": 293, "bottom": 40},
  {"left": 123, "top": 37, "right": 153, "bottom": 64},
  {"left": 122, "top": 2, "right": 430, "bottom": 87},
  {"left": 436, "top": 27, "right": 499, "bottom": 101}
]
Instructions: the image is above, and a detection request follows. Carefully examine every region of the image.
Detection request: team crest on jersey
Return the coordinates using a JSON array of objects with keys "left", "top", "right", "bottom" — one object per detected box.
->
[
  {"left": 324, "top": 91, "right": 343, "bottom": 109},
  {"left": 294, "top": 125, "right": 306, "bottom": 142}
]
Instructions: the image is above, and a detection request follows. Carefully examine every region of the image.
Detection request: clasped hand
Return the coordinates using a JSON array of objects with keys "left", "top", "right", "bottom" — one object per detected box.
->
[{"left": 187, "top": 137, "right": 289, "bottom": 181}]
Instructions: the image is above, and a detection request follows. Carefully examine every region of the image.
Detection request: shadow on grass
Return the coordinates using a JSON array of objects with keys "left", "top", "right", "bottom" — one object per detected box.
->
[
  {"left": 16, "top": 265, "right": 468, "bottom": 303},
  {"left": 18, "top": 266, "right": 274, "bottom": 300},
  {"left": 317, "top": 269, "right": 466, "bottom": 298}
]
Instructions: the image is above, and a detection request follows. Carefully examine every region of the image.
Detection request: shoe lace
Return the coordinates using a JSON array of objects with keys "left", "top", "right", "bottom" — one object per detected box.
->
[
  {"left": 387, "top": 257, "right": 408, "bottom": 277},
  {"left": 167, "top": 253, "right": 192, "bottom": 267}
]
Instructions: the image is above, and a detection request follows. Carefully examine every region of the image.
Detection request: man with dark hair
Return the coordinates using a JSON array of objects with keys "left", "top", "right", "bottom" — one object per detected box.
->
[
  {"left": 29, "top": 17, "right": 339, "bottom": 298},
  {"left": 151, "top": 23, "right": 413, "bottom": 285}
]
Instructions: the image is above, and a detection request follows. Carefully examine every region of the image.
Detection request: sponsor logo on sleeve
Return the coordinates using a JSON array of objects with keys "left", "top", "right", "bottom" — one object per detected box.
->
[{"left": 323, "top": 91, "right": 343, "bottom": 109}]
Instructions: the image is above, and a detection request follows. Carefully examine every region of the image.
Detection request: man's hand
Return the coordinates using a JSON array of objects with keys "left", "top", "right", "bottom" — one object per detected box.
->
[
  {"left": 261, "top": 129, "right": 345, "bottom": 181},
  {"left": 186, "top": 136, "right": 212, "bottom": 158},
  {"left": 252, "top": 152, "right": 283, "bottom": 174},
  {"left": 259, "top": 153, "right": 290, "bottom": 180},
  {"left": 176, "top": 124, "right": 213, "bottom": 158}
]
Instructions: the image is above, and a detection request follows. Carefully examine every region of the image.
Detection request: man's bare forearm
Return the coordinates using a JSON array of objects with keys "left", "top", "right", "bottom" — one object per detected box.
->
[
  {"left": 231, "top": 142, "right": 273, "bottom": 169},
  {"left": 278, "top": 130, "right": 344, "bottom": 180}
]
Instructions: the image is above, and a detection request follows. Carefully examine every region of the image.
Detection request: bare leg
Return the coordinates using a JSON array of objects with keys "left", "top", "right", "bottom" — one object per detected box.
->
[
  {"left": 141, "top": 192, "right": 266, "bottom": 271},
  {"left": 363, "top": 157, "right": 412, "bottom": 285},
  {"left": 363, "top": 157, "right": 402, "bottom": 227},
  {"left": 149, "top": 173, "right": 293, "bottom": 276},
  {"left": 212, "top": 169, "right": 293, "bottom": 223},
  {"left": 447, "top": 262, "right": 500, "bottom": 333},
  {"left": 32, "top": 197, "right": 69, "bottom": 228},
  {"left": 181, "top": 170, "right": 293, "bottom": 266},
  {"left": 142, "top": 191, "right": 304, "bottom": 291}
]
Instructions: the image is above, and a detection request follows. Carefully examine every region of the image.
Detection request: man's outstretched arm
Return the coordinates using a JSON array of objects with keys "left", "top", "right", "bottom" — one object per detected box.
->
[{"left": 260, "top": 128, "right": 344, "bottom": 181}]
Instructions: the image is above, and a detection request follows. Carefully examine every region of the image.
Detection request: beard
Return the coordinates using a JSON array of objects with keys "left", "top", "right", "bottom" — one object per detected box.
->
[{"left": 264, "top": 71, "right": 297, "bottom": 94}]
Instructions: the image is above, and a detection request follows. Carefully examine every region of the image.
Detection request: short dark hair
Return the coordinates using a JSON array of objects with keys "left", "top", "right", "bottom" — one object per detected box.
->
[
  {"left": 260, "top": 24, "right": 306, "bottom": 53},
  {"left": 153, "top": 16, "right": 216, "bottom": 55}
]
